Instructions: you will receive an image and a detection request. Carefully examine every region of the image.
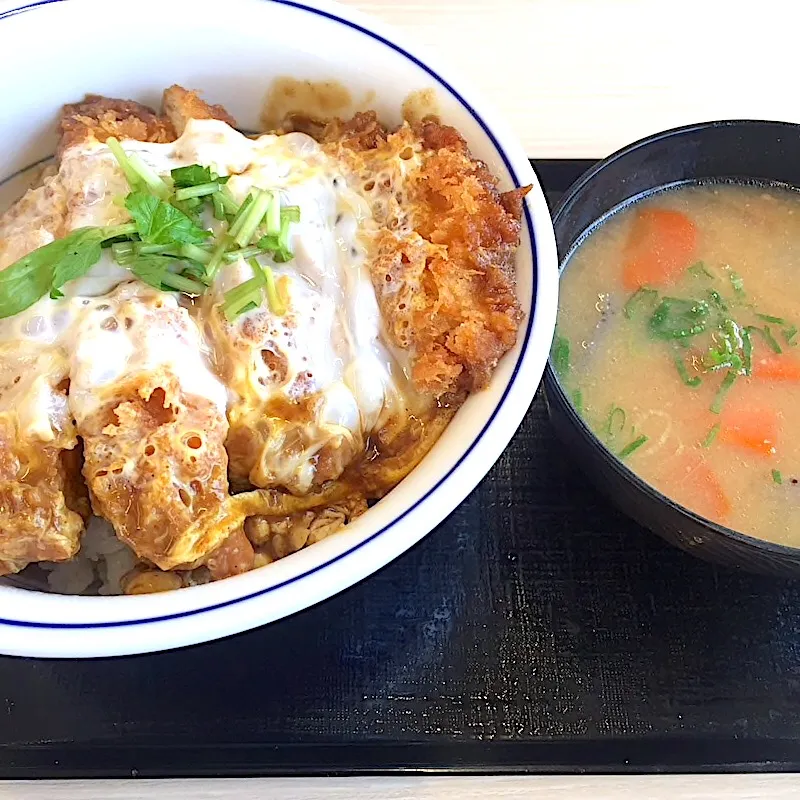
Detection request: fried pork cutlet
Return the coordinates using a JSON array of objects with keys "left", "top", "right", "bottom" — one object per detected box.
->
[
  {"left": 0, "top": 87, "right": 243, "bottom": 578},
  {"left": 59, "top": 85, "right": 237, "bottom": 152},
  {"left": 321, "top": 112, "right": 527, "bottom": 399},
  {"left": 0, "top": 84, "right": 527, "bottom": 589}
]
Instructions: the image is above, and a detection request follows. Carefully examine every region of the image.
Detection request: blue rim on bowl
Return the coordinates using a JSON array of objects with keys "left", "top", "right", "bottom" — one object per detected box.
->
[{"left": 0, "top": 0, "right": 558, "bottom": 655}]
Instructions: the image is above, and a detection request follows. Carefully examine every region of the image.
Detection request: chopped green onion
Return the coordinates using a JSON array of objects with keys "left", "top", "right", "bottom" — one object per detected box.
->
[
  {"left": 702, "top": 423, "right": 720, "bottom": 448},
  {"left": 234, "top": 190, "right": 272, "bottom": 248},
  {"left": 206, "top": 236, "right": 233, "bottom": 281},
  {"left": 103, "top": 222, "right": 138, "bottom": 240},
  {"left": 762, "top": 325, "right": 783, "bottom": 354},
  {"left": 571, "top": 388, "right": 583, "bottom": 414},
  {"left": 111, "top": 241, "right": 136, "bottom": 265},
  {"left": 179, "top": 243, "right": 212, "bottom": 265},
  {"left": 687, "top": 261, "right": 714, "bottom": 279},
  {"left": 265, "top": 190, "right": 281, "bottom": 236},
  {"left": 618, "top": 434, "right": 648, "bottom": 459},
  {"left": 277, "top": 216, "right": 292, "bottom": 256},
  {"left": 757, "top": 312, "right": 787, "bottom": 325},
  {"left": 552, "top": 335, "right": 570, "bottom": 375},
  {"left": 281, "top": 205, "right": 301, "bottom": 223},
  {"left": 227, "top": 193, "right": 255, "bottom": 239},
  {"left": 710, "top": 371, "right": 737, "bottom": 414},
  {"left": 105, "top": 137, "right": 141, "bottom": 188},
  {"left": 216, "top": 188, "right": 240, "bottom": 215},
  {"left": 772, "top": 469, "right": 783, "bottom": 485},
  {"left": 235, "top": 300, "right": 259, "bottom": 316},
  {"left": 673, "top": 352, "right": 701, "bottom": 387},
  {"left": 741, "top": 326, "right": 753, "bottom": 376},
  {"left": 50, "top": 287, "right": 64, "bottom": 300},
  {"left": 212, "top": 193, "right": 226, "bottom": 221},
  {"left": 138, "top": 243, "right": 174, "bottom": 255},
  {"left": 250, "top": 258, "right": 286, "bottom": 316},
  {"left": 159, "top": 271, "right": 206, "bottom": 295},
  {"left": 784, "top": 325, "right": 798, "bottom": 346},
  {"left": 174, "top": 182, "right": 223, "bottom": 201},
  {"left": 606, "top": 406, "right": 626, "bottom": 439},
  {"left": 730, "top": 271, "right": 745, "bottom": 296},
  {"left": 223, "top": 275, "right": 264, "bottom": 322},
  {"left": 257, "top": 234, "right": 280, "bottom": 252},
  {"left": 126, "top": 152, "right": 171, "bottom": 200},
  {"left": 623, "top": 287, "right": 659, "bottom": 319},
  {"left": 224, "top": 246, "right": 262, "bottom": 263}
]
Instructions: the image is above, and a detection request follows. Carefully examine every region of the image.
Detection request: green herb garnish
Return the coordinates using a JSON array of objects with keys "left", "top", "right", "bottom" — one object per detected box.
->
[
  {"left": 0, "top": 224, "right": 134, "bottom": 318},
  {"left": 0, "top": 135, "right": 301, "bottom": 315},
  {"left": 701, "top": 422, "right": 720, "bottom": 448},
  {"left": 624, "top": 287, "right": 659, "bottom": 319},
  {"left": 707, "top": 290, "right": 727, "bottom": 312},
  {"left": 571, "top": 388, "right": 583, "bottom": 414},
  {"left": 741, "top": 325, "right": 753, "bottom": 375},
  {"left": 649, "top": 297, "right": 710, "bottom": 339},
  {"left": 772, "top": 469, "right": 783, "bottom": 485},
  {"left": 125, "top": 191, "right": 210, "bottom": 246},
  {"left": 730, "top": 271, "right": 745, "bottom": 296},
  {"left": 687, "top": 261, "right": 714, "bottom": 279},
  {"left": 704, "top": 318, "right": 744, "bottom": 372},
  {"left": 784, "top": 325, "right": 798, "bottom": 346},
  {"left": 710, "top": 371, "right": 738, "bottom": 414},
  {"left": 757, "top": 312, "right": 787, "bottom": 325},
  {"left": 762, "top": 325, "right": 783, "bottom": 354},
  {"left": 673, "top": 352, "right": 701, "bottom": 387},
  {"left": 552, "top": 335, "right": 570, "bottom": 375},
  {"left": 170, "top": 164, "right": 229, "bottom": 189},
  {"left": 618, "top": 434, "right": 648, "bottom": 459}
]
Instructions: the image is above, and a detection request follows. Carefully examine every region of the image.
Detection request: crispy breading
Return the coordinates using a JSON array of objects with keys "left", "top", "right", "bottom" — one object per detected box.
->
[
  {"left": 58, "top": 86, "right": 237, "bottom": 155},
  {"left": 80, "top": 375, "right": 236, "bottom": 571},
  {"left": 59, "top": 95, "right": 176, "bottom": 154},
  {"left": 161, "top": 85, "right": 237, "bottom": 135},
  {"left": 0, "top": 367, "right": 87, "bottom": 576},
  {"left": 323, "top": 112, "right": 526, "bottom": 398}
]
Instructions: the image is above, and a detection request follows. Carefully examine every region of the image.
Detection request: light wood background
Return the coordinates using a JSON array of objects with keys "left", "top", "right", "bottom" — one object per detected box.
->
[{"left": 6, "top": 1, "right": 799, "bottom": 797}]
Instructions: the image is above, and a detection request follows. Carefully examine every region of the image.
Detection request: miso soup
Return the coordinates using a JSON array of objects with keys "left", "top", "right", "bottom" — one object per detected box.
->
[{"left": 555, "top": 183, "right": 800, "bottom": 546}]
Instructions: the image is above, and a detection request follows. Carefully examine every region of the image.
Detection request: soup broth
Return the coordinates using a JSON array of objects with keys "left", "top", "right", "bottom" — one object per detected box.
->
[{"left": 556, "top": 183, "right": 800, "bottom": 546}]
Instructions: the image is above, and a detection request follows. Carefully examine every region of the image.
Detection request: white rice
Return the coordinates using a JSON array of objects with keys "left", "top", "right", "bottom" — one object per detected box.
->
[{"left": 38, "top": 517, "right": 137, "bottom": 595}]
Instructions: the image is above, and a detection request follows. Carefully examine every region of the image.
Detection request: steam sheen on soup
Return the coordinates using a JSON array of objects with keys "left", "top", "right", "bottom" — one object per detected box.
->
[{"left": 555, "top": 183, "right": 800, "bottom": 546}]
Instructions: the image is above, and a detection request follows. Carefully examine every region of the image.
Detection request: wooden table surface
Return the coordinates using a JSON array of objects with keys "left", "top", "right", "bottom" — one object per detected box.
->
[{"left": 7, "top": 1, "right": 798, "bottom": 797}]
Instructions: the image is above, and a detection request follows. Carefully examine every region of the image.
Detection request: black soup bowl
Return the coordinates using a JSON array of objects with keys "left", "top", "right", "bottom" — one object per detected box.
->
[{"left": 544, "top": 120, "right": 800, "bottom": 577}]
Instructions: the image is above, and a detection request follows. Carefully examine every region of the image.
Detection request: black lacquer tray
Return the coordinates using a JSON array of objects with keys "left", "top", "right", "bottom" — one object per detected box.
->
[{"left": 2, "top": 161, "right": 800, "bottom": 779}]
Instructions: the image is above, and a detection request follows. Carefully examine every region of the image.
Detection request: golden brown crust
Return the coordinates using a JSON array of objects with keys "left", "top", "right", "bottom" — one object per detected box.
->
[
  {"left": 80, "top": 376, "right": 233, "bottom": 571},
  {"left": 0, "top": 418, "right": 85, "bottom": 576},
  {"left": 59, "top": 95, "right": 176, "bottom": 155},
  {"left": 161, "top": 85, "right": 237, "bottom": 135},
  {"left": 323, "top": 113, "right": 526, "bottom": 398},
  {"left": 58, "top": 86, "right": 238, "bottom": 156}
]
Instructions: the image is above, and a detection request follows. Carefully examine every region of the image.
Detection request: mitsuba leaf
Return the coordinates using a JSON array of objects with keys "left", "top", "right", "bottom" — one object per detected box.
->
[
  {"left": 125, "top": 191, "right": 210, "bottom": 246},
  {"left": 128, "top": 255, "right": 175, "bottom": 290},
  {"left": 0, "top": 227, "right": 106, "bottom": 318},
  {"left": 170, "top": 165, "right": 229, "bottom": 188}
]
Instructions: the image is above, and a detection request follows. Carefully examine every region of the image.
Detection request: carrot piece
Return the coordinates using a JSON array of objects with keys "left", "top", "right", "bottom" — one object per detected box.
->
[
  {"left": 719, "top": 406, "right": 779, "bottom": 457},
  {"left": 622, "top": 208, "right": 698, "bottom": 290},
  {"left": 666, "top": 451, "right": 731, "bottom": 523},
  {"left": 753, "top": 353, "right": 800, "bottom": 382}
]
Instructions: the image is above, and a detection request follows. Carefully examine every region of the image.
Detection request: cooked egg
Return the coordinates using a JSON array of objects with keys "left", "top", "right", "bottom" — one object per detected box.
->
[{"left": 0, "top": 118, "right": 427, "bottom": 490}]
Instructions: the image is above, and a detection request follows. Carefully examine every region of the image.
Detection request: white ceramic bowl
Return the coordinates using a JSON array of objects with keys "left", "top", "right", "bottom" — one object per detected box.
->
[{"left": 0, "top": 0, "right": 558, "bottom": 657}]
